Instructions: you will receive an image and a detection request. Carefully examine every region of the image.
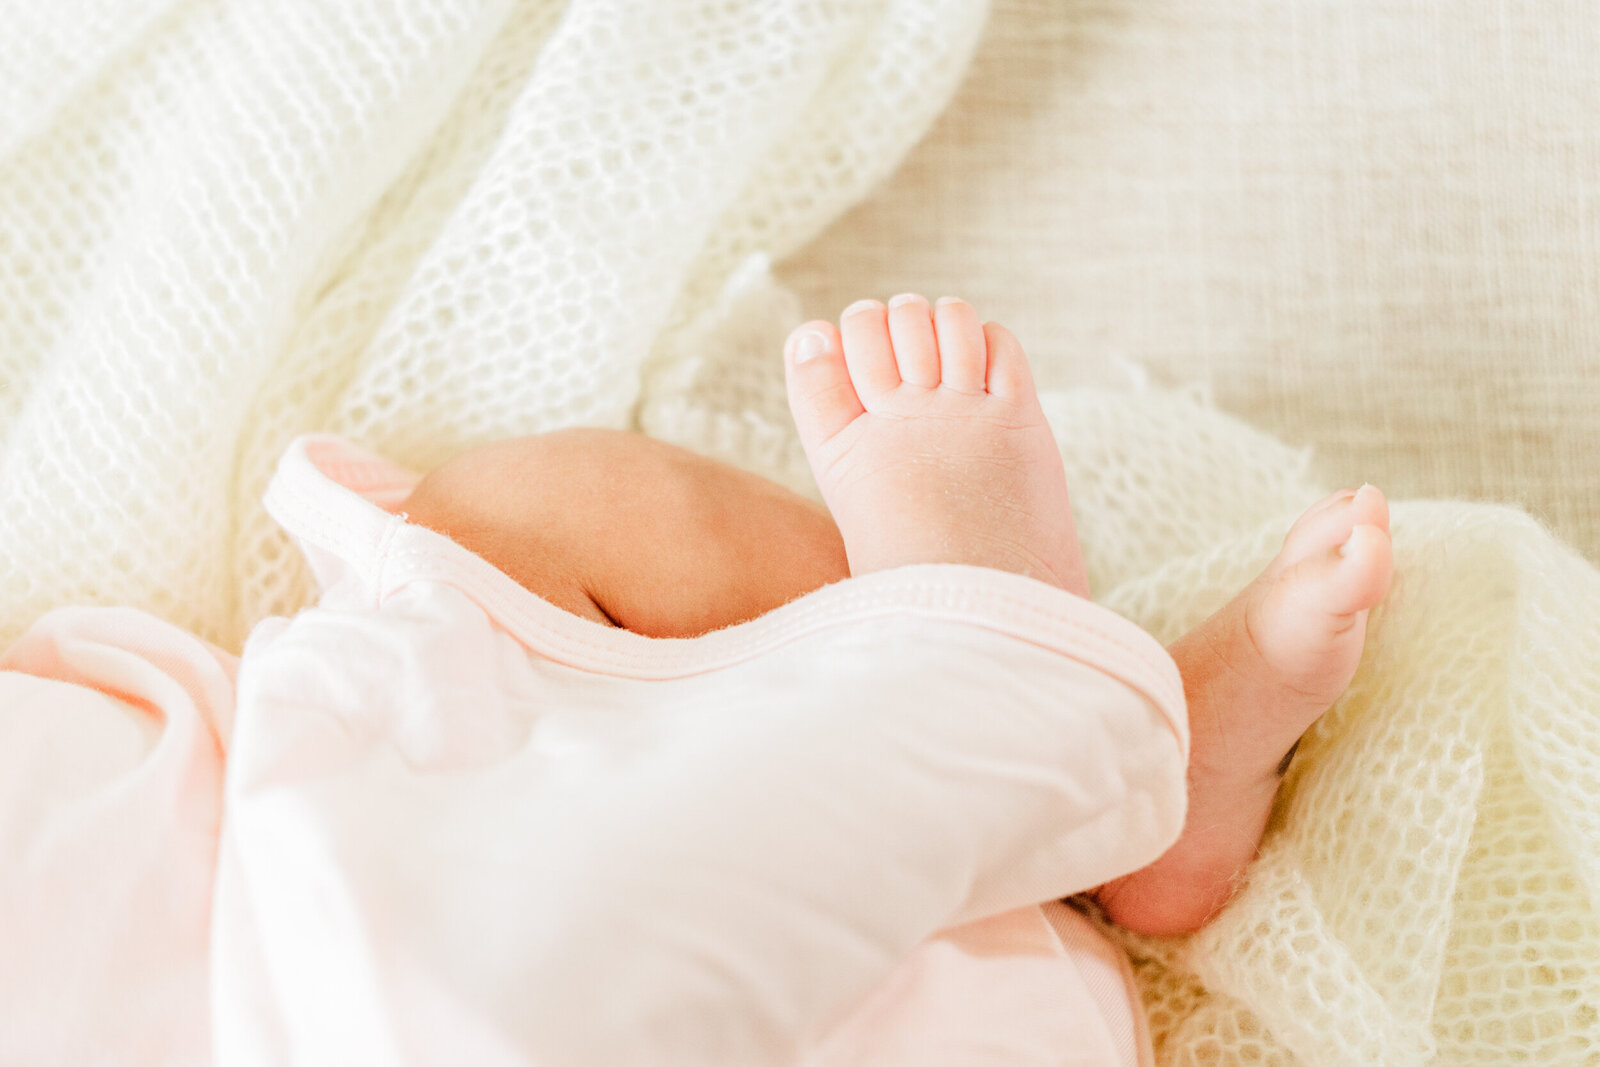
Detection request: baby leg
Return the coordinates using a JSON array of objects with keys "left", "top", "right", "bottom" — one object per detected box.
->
[
  {"left": 1091, "top": 486, "right": 1393, "bottom": 934},
  {"left": 407, "top": 307, "right": 1392, "bottom": 941},
  {"left": 781, "top": 296, "right": 1394, "bottom": 936},
  {"left": 404, "top": 287, "right": 1086, "bottom": 639},
  {"left": 400, "top": 429, "right": 848, "bottom": 639}
]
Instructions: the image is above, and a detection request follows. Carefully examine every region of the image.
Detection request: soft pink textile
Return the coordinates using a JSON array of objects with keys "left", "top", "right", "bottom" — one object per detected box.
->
[
  {"left": 0, "top": 434, "right": 1188, "bottom": 1066},
  {"left": 0, "top": 608, "right": 235, "bottom": 1066}
]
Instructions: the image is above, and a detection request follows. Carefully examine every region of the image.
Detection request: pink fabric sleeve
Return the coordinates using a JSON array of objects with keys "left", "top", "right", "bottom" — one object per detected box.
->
[
  {"left": 0, "top": 607, "right": 235, "bottom": 1067},
  {"left": 210, "top": 433, "right": 1188, "bottom": 1066},
  {"left": 217, "top": 575, "right": 1184, "bottom": 1067}
]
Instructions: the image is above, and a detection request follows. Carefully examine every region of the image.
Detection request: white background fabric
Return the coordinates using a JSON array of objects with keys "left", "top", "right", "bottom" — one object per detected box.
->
[{"left": 0, "top": 0, "right": 987, "bottom": 652}]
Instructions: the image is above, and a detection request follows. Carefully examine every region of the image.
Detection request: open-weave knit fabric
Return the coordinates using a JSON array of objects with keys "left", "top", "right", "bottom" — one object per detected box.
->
[
  {"left": 645, "top": 267, "right": 1600, "bottom": 1066},
  {"left": 5, "top": 1, "right": 1600, "bottom": 1063},
  {"left": 1098, "top": 495, "right": 1600, "bottom": 1066},
  {"left": 0, "top": 0, "right": 988, "bottom": 651}
]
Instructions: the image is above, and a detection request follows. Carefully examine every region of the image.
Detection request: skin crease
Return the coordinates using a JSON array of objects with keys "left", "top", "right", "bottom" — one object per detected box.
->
[{"left": 402, "top": 295, "right": 1392, "bottom": 937}]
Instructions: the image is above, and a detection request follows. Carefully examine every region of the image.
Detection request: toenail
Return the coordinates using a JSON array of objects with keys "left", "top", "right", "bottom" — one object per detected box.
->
[
  {"left": 935, "top": 296, "right": 966, "bottom": 308},
  {"left": 793, "top": 329, "right": 829, "bottom": 363},
  {"left": 888, "top": 293, "right": 923, "bottom": 309},
  {"left": 843, "top": 298, "right": 882, "bottom": 318}
]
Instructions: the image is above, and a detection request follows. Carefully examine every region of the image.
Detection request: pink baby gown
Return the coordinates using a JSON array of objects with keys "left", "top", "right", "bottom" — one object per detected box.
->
[{"left": 0, "top": 434, "right": 1188, "bottom": 1066}]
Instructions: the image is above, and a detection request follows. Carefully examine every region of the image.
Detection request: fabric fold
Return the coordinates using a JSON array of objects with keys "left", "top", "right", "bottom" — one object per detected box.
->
[
  {"left": 0, "top": 607, "right": 236, "bottom": 1067},
  {"left": 210, "top": 431, "right": 1186, "bottom": 1066}
]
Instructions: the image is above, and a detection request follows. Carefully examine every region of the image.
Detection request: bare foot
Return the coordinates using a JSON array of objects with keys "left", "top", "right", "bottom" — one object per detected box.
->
[
  {"left": 783, "top": 295, "right": 1086, "bottom": 594},
  {"left": 1092, "top": 485, "right": 1394, "bottom": 935}
]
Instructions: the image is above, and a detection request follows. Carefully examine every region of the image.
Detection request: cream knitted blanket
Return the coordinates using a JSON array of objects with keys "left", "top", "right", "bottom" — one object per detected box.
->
[{"left": 2, "top": 0, "right": 1597, "bottom": 1062}]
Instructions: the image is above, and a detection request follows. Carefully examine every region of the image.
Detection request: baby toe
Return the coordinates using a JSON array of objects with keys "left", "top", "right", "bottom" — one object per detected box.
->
[
  {"left": 887, "top": 293, "right": 939, "bottom": 388},
  {"left": 1278, "top": 485, "right": 1389, "bottom": 571},
  {"left": 932, "top": 297, "right": 988, "bottom": 393},
  {"left": 1350, "top": 483, "right": 1390, "bottom": 531},
  {"left": 1223, "top": 514, "right": 1394, "bottom": 717},
  {"left": 1329, "top": 522, "right": 1394, "bottom": 616},
  {"left": 1277, "top": 521, "right": 1394, "bottom": 623},
  {"left": 785, "top": 321, "right": 864, "bottom": 447},
  {"left": 839, "top": 299, "right": 901, "bottom": 402},
  {"left": 982, "top": 321, "right": 1037, "bottom": 403}
]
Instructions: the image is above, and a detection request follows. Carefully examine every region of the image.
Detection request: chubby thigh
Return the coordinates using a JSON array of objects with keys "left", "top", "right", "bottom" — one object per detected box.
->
[{"left": 400, "top": 428, "right": 850, "bottom": 638}]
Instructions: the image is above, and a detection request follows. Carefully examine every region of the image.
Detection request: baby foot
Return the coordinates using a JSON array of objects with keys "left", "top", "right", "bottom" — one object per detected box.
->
[
  {"left": 1092, "top": 485, "right": 1394, "bottom": 935},
  {"left": 783, "top": 295, "right": 1087, "bottom": 595}
]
